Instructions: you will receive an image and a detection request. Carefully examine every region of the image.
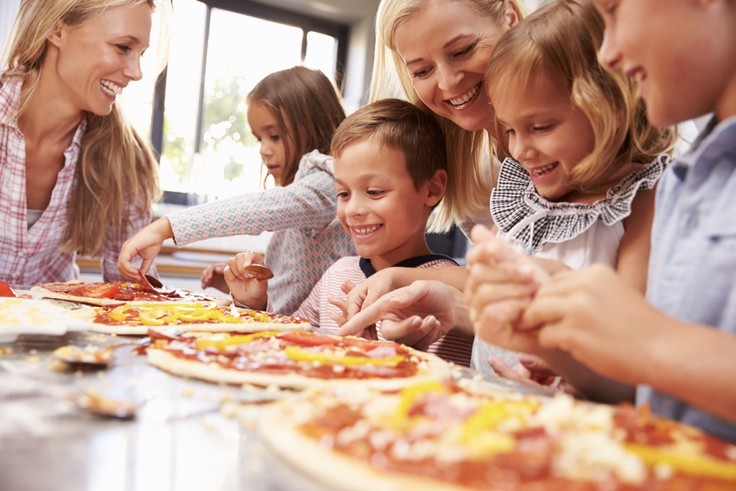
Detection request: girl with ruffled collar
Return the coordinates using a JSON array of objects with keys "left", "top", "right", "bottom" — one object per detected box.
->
[{"left": 471, "top": 0, "right": 678, "bottom": 375}]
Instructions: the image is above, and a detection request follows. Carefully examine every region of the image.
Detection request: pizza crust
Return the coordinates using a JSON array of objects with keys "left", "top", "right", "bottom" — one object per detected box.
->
[
  {"left": 147, "top": 345, "right": 451, "bottom": 390},
  {"left": 259, "top": 404, "right": 474, "bottom": 491}
]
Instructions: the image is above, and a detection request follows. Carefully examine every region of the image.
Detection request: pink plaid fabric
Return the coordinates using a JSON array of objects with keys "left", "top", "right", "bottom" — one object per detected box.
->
[{"left": 0, "top": 78, "right": 151, "bottom": 286}]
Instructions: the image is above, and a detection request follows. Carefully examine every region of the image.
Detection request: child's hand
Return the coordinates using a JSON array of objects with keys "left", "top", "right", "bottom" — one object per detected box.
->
[
  {"left": 519, "top": 264, "right": 665, "bottom": 386},
  {"left": 337, "top": 280, "right": 463, "bottom": 350},
  {"left": 223, "top": 251, "right": 269, "bottom": 311},
  {"left": 488, "top": 355, "right": 582, "bottom": 398},
  {"left": 201, "top": 263, "right": 230, "bottom": 294},
  {"left": 465, "top": 225, "right": 549, "bottom": 354},
  {"left": 118, "top": 217, "right": 174, "bottom": 280}
]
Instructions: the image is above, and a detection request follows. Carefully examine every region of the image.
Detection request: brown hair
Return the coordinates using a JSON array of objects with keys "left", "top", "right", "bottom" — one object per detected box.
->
[
  {"left": 487, "top": 0, "right": 677, "bottom": 193},
  {"left": 247, "top": 66, "right": 346, "bottom": 187},
  {"left": 331, "top": 98, "right": 447, "bottom": 190},
  {"left": 370, "top": 0, "right": 527, "bottom": 231},
  {"left": 2, "top": 0, "right": 168, "bottom": 257}
]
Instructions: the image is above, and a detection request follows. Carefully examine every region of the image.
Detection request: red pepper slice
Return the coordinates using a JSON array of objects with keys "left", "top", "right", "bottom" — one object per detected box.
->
[
  {"left": 0, "top": 281, "right": 17, "bottom": 298},
  {"left": 277, "top": 331, "right": 340, "bottom": 346}
]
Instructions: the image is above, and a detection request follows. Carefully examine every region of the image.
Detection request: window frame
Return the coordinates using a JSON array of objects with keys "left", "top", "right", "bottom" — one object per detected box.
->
[{"left": 151, "top": 0, "right": 350, "bottom": 204}]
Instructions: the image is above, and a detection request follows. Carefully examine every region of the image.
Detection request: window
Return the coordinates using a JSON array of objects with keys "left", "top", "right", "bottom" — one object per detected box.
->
[{"left": 122, "top": 0, "right": 349, "bottom": 204}]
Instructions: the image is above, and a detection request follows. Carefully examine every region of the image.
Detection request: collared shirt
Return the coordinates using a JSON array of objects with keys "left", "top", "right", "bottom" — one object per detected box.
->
[
  {"left": 293, "top": 254, "right": 472, "bottom": 366},
  {"left": 640, "top": 115, "right": 736, "bottom": 442},
  {"left": 0, "top": 78, "right": 150, "bottom": 286}
]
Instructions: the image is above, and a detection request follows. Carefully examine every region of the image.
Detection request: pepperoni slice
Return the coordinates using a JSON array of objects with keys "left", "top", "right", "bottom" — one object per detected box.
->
[
  {"left": 0, "top": 281, "right": 17, "bottom": 298},
  {"left": 277, "top": 331, "right": 340, "bottom": 346}
]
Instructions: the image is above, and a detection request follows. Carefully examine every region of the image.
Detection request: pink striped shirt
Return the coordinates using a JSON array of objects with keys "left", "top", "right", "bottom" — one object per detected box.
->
[
  {"left": 293, "top": 255, "right": 472, "bottom": 366},
  {"left": 0, "top": 78, "right": 151, "bottom": 286}
]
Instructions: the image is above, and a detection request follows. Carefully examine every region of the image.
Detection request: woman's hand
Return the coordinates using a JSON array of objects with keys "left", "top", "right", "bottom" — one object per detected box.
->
[
  {"left": 117, "top": 217, "right": 174, "bottom": 280},
  {"left": 223, "top": 251, "right": 269, "bottom": 310},
  {"left": 337, "top": 280, "right": 467, "bottom": 350},
  {"left": 201, "top": 263, "right": 230, "bottom": 294}
]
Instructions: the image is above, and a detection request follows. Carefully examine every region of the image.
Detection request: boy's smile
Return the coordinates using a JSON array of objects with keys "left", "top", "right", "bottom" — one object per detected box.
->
[{"left": 334, "top": 140, "right": 441, "bottom": 272}]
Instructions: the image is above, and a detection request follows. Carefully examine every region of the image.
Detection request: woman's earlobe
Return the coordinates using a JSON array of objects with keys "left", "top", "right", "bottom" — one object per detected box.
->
[{"left": 505, "top": 2, "right": 520, "bottom": 28}]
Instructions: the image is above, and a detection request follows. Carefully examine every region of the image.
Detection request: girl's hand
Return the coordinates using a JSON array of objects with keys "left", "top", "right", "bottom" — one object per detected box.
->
[
  {"left": 223, "top": 251, "right": 269, "bottom": 311},
  {"left": 465, "top": 225, "right": 549, "bottom": 354},
  {"left": 488, "top": 355, "right": 583, "bottom": 398},
  {"left": 117, "top": 217, "right": 174, "bottom": 280},
  {"left": 337, "top": 280, "right": 464, "bottom": 350},
  {"left": 201, "top": 263, "right": 230, "bottom": 294}
]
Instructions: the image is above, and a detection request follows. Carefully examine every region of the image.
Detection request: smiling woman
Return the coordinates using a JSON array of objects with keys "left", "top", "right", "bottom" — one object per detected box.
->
[{"left": 0, "top": 0, "right": 170, "bottom": 286}]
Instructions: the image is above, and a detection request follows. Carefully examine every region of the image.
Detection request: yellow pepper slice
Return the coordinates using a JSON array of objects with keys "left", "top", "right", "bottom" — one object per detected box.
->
[
  {"left": 139, "top": 310, "right": 165, "bottom": 326},
  {"left": 460, "top": 400, "right": 537, "bottom": 444},
  {"left": 390, "top": 381, "right": 447, "bottom": 429},
  {"left": 195, "top": 331, "right": 280, "bottom": 350},
  {"left": 284, "top": 345, "right": 405, "bottom": 367},
  {"left": 106, "top": 311, "right": 127, "bottom": 322},
  {"left": 625, "top": 443, "right": 736, "bottom": 480}
]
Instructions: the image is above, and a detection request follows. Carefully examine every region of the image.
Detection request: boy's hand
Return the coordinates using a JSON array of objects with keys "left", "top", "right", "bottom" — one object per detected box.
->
[
  {"left": 344, "top": 268, "right": 401, "bottom": 320},
  {"left": 201, "top": 263, "right": 230, "bottom": 294},
  {"left": 223, "top": 251, "right": 269, "bottom": 311},
  {"left": 337, "top": 280, "right": 462, "bottom": 350},
  {"left": 118, "top": 217, "right": 174, "bottom": 281},
  {"left": 465, "top": 225, "right": 549, "bottom": 354}
]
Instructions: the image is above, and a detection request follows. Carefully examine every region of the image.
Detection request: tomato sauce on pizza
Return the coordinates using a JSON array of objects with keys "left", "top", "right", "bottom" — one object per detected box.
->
[
  {"left": 144, "top": 329, "right": 422, "bottom": 381},
  {"left": 260, "top": 381, "right": 736, "bottom": 490},
  {"left": 35, "top": 280, "right": 219, "bottom": 303}
]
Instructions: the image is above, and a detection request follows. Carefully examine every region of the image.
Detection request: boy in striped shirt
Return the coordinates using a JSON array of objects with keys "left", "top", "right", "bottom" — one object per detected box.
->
[{"left": 226, "top": 99, "right": 472, "bottom": 366}]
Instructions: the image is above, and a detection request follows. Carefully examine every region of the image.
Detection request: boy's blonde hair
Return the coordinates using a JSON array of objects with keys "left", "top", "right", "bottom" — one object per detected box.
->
[
  {"left": 247, "top": 66, "right": 346, "bottom": 187},
  {"left": 487, "top": 0, "right": 676, "bottom": 193},
  {"left": 1, "top": 0, "right": 169, "bottom": 257},
  {"left": 370, "top": 0, "right": 527, "bottom": 232},
  {"left": 331, "top": 98, "right": 447, "bottom": 193}
]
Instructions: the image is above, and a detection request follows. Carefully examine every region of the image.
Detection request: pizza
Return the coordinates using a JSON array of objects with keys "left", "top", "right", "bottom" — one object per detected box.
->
[
  {"left": 32, "top": 280, "right": 229, "bottom": 306},
  {"left": 144, "top": 329, "right": 452, "bottom": 390},
  {"left": 74, "top": 302, "right": 311, "bottom": 335},
  {"left": 260, "top": 380, "right": 736, "bottom": 491}
]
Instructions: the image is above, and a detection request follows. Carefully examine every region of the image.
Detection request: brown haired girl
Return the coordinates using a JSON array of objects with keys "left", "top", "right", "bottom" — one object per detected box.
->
[
  {"left": 0, "top": 0, "right": 165, "bottom": 285},
  {"left": 118, "top": 66, "right": 355, "bottom": 314}
]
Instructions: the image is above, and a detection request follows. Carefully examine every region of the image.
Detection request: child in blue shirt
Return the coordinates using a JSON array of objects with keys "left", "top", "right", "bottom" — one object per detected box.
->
[{"left": 466, "top": 0, "right": 736, "bottom": 442}]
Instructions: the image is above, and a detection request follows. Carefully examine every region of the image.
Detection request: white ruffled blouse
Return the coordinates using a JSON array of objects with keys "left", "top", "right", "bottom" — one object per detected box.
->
[{"left": 491, "top": 155, "right": 669, "bottom": 270}]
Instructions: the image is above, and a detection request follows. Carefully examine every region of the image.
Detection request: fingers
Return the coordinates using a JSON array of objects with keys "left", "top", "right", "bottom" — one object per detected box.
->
[
  {"left": 517, "top": 353, "right": 558, "bottom": 378},
  {"left": 328, "top": 310, "right": 348, "bottom": 328},
  {"left": 341, "top": 280, "right": 356, "bottom": 296},
  {"left": 346, "top": 285, "right": 367, "bottom": 319},
  {"left": 328, "top": 296, "right": 349, "bottom": 328},
  {"left": 139, "top": 258, "right": 154, "bottom": 277},
  {"left": 117, "top": 243, "right": 142, "bottom": 279},
  {"left": 390, "top": 316, "right": 442, "bottom": 351},
  {"left": 337, "top": 293, "right": 393, "bottom": 336},
  {"left": 487, "top": 356, "right": 523, "bottom": 380},
  {"left": 226, "top": 251, "right": 264, "bottom": 280}
]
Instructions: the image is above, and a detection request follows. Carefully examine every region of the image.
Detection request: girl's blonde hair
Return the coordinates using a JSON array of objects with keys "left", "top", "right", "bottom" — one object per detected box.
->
[
  {"left": 247, "top": 66, "right": 346, "bottom": 187},
  {"left": 2, "top": 0, "right": 169, "bottom": 257},
  {"left": 370, "top": 0, "right": 527, "bottom": 232},
  {"left": 487, "top": 0, "right": 677, "bottom": 193}
]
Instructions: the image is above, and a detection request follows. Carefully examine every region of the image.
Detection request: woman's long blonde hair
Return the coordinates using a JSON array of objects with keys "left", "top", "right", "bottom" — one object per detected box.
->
[
  {"left": 487, "top": 0, "right": 676, "bottom": 193},
  {"left": 1, "top": 0, "right": 168, "bottom": 257},
  {"left": 370, "top": 0, "right": 527, "bottom": 232}
]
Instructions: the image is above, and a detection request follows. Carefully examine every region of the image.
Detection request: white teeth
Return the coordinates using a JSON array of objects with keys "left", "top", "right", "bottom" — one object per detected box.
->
[
  {"left": 353, "top": 225, "right": 381, "bottom": 235},
  {"left": 449, "top": 84, "right": 478, "bottom": 106},
  {"left": 532, "top": 163, "right": 558, "bottom": 176},
  {"left": 100, "top": 80, "right": 123, "bottom": 96}
]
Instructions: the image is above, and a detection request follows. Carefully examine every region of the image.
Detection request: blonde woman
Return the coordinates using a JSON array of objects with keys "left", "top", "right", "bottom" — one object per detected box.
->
[
  {"left": 0, "top": 0, "right": 165, "bottom": 286},
  {"left": 338, "top": 0, "right": 525, "bottom": 341}
]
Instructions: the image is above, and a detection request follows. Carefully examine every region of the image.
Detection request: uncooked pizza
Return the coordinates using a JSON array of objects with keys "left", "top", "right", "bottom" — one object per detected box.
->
[
  {"left": 144, "top": 329, "right": 452, "bottom": 390},
  {"left": 32, "top": 280, "right": 229, "bottom": 306},
  {"left": 75, "top": 302, "right": 311, "bottom": 335},
  {"left": 260, "top": 380, "right": 736, "bottom": 490}
]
